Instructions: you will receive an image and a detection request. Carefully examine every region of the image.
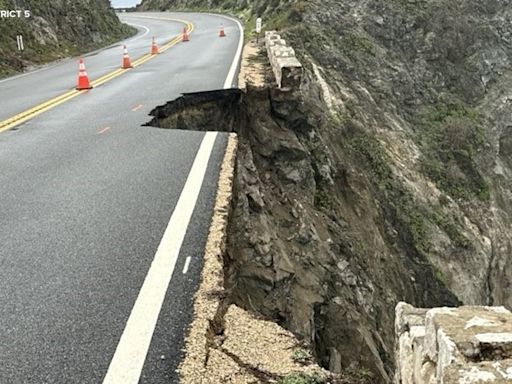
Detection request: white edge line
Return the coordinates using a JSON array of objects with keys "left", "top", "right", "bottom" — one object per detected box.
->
[
  {"left": 182, "top": 256, "right": 192, "bottom": 274},
  {"left": 102, "top": 132, "right": 218, "bottom": 384},
  {"left": 119, "top": 12, "right": 244, "bottom": 89},
  {"left": 125, "top": 22, "right": 150, "bottom": 42},
  {"left": 217, "top": 14, "right": 244, "bottom": 89}
]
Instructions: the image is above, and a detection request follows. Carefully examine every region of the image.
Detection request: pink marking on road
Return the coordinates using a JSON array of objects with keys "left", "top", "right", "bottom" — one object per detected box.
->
[
  {"left": 97, "top": 126, "right": 111, "bottom": 134},
  {"left": 131, "top": 104, "right": 143, "bottom": 112}
]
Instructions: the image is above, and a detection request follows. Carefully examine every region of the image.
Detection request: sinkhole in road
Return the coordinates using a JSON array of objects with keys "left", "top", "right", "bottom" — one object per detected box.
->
[{"left": 145, "top": 88, "right": 243, "bottom": 133}]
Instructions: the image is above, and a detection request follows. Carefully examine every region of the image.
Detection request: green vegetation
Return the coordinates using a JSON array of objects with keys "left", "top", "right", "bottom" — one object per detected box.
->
[
  {"left": 239, "top": 9, "right": 295, "bottom": 41},
  {"left": 327, "top": 29, "right": 376, "bottom": 65},
  {"left": 0, "top": 0, "right": 136, "bottom": 78},
  {"left": 314, "top": 186, "right": 333, "bottom": 211},
  {"left": 433, "top": 266, "right": 453, "bottom": 287},
  {"left": 264, "top": 9, "right": 292, "bottom": 31},
  {"left": 292, "top": 348, "right": 313, "bottom": 364},
  {"left": 278, "top": 373, "right": 324, "bottom": 384},
  {"left": 355, "top": 367, "right": 375, "bottom": 382},
  {"left": 349, "top": 134, "right": 393, "bottom": 191},
  {"left": 407, "top": 209, "right": 430, "bottom": 253},
  {"left": 242, "top": 13, "right": 258, "bottom": 40},
  {"left": 341, "top": 32, "right": 375, "bottom": 57},
  {"left": 348, "top": 123, "right": 470, "bottom": 255},
  {"left": 401, "top": 204, "right": 469, "bottom": 253},
  {"left": 348, "top": 126, "right": 432, "bottom": 253},
  {"left": 419, "top": 102, "right": 489, "bottom": 201},
  {"left": 431, "top": 210, "right": 470, "bottom": 248}
]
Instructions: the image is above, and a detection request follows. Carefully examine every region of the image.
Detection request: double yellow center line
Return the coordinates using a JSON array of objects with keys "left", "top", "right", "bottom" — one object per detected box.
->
[{"left": 0, "top": 19, "right": 194, "bottom": 134}]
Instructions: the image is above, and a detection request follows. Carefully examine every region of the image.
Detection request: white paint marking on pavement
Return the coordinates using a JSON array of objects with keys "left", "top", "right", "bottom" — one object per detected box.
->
[
  {"left": 125, "top": 22, "right": 151, "bottom": 42},
  {"left": 182, "top": 256, "right": 192, "bottom": 274},
  {"left": 219, "top": 15, "right": 244, "bottom": 89},
  {"left": 122, "top": 12, "right": 243, "bottom": 89},
  {"left": 102, "top": 132, "right": 218, "bottom": 384}
]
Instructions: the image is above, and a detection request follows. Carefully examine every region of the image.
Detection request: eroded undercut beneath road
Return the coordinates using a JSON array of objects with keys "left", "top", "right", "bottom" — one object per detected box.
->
[
  {"left": 146, "top": 89, "right": 242, "bottom": 133},
  {"left": 142, "top": 3, "right": 512, "bottom": 382},
  {"left": 145, "top": 85, "right": 346, "bottom": 377},
  {"left": 148, "top": 70, "right": 476, "bottom": 383},
  {"left": 144, "top": 85, "right": 396, "bottom": 383},
  {"left": 145, "top": 75, "right": 468, "bottom": 384}
]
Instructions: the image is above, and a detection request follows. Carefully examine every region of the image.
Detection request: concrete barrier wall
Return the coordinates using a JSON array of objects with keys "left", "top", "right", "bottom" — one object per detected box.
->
[
  {"left": 265, "top": 31, "right": 302, "bottom": 90},
  {"left": 395, "top": 302, "right": 512, "bottom": 383}
]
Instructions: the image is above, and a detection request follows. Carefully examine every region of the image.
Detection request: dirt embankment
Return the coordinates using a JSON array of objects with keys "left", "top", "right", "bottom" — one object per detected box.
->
[
  {"left": 145, "top": 43, "right": 382, "bottom": 384},
  {"left": 147, "top": 41, "right": 429, "bottom": 383},
  {"left": 144, "top": 0, "right": 512, "bottom": 382},
  {"left": 147, "top": 1, "right": 512, "bottom": 376}
]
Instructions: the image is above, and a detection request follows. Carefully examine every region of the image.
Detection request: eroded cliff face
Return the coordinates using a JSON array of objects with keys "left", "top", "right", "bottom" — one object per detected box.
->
[
  {"left": 0, "top": 0, "right": 135, "bottom": 77},
  {"left": 290, "top": 0, "right": 512, "bottom": 309},
  {"left": 145, "top": 0, "right": 512, "bottom": 382}
]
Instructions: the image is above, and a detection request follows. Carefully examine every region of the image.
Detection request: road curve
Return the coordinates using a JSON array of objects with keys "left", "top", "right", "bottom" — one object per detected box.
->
[{"left": 0, "top": 12, "right": 242, "bottom": 384}]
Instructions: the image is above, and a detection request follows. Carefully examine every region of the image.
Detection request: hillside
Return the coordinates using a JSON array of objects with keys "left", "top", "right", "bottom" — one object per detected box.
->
[
  {"left": 0, "top": 0, "right": 135, "bottom": 78},
  {"left": 141, "top": 0, "right": 512, "bottom": 382}
]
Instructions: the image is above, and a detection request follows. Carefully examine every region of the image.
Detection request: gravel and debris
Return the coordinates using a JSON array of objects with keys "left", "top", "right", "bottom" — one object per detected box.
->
[
  {"left": 178, "top": 49, "right": 325, "bottom": 383},
  {"left": 178, "top": 133, "right": 238, "bottom": 383},
  {"left": 201, "top": 305, "right": 323, "bottom": 383},
  {"left": 238, "top": 40, "right": 267, "bottom": 90}
]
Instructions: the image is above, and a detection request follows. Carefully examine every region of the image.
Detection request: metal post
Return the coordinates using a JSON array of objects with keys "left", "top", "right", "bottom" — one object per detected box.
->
[
  {"left": 16, "top": 35, "right": 24, "bottom": 51},
  {"left": 256, "top": 17, "right": 262, "bottom": 44}
]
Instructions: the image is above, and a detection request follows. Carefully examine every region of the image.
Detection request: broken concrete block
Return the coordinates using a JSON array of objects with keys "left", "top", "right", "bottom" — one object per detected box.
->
[
  {"left": 395, "top": 304, "right": 512, "bottom": 383},
  {"left": 265, "top": 30, "right": 303, "bottom": 89}
]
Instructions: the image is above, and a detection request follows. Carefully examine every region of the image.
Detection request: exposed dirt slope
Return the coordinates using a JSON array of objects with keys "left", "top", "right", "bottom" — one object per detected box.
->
[{"left": 144, "top": 0, "right": 512, "bottom": 382}]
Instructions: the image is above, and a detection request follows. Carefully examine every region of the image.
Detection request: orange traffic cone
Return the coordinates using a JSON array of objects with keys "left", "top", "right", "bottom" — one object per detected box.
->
[
  {"left": 121, "top": 45, "right": 132, "bottom": 69},
  {"left": 219, "top": 24, "right": 226, "bottom": 37},
  {"left": 76, "top": 58, "right": 92, "bottom": 90},
  {"left": 151, "top": 37, "right": 159, "bottom": 54},
  {"left": 182, "top": 27, "right": 190, "bottom": 42}
]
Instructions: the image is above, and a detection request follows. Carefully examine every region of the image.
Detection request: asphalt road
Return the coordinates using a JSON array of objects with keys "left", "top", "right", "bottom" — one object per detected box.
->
[{"left": 0, "top": 12, "right": 242, "bottom": 384}]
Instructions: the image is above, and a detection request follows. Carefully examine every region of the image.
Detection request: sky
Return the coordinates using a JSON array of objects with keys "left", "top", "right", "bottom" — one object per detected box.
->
[{"left": 110, "top": 0, "right": 142, "bottom": 8}]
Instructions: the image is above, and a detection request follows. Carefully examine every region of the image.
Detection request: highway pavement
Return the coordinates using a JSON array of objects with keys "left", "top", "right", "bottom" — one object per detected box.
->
[{"left": 0, "top": 12, "right": 242, "bottom": 384}]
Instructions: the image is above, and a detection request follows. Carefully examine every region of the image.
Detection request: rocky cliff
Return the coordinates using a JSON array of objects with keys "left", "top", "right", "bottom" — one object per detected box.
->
[
  {"left": 0, "top": 0, "right": 135, "bottom": 77},
  {"left": 142, "top": 0, "right": 512, "bottom": 383}
]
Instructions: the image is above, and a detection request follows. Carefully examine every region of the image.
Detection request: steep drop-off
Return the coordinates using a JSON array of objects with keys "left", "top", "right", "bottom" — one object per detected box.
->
[
  {"left": 144, "top": 1, "right": 512, "bottom": 383},
  {"left": 0, "top": 0, "right": 135, "bottom": 77}
]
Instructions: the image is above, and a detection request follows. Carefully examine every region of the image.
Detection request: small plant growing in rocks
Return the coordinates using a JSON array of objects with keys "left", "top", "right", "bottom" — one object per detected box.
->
[
  {"left": 292, "top": 348, "right": 313, "bottom": 365},
  {"left": 278, "top": 372, "right": 324, "bottom": 384}
]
